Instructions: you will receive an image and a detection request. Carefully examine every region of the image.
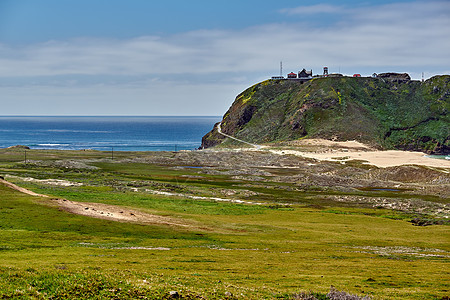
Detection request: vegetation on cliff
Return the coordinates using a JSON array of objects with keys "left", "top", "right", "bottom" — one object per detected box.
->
[{"left": 202, "top": 75, "right": 449, "bottom": 154}]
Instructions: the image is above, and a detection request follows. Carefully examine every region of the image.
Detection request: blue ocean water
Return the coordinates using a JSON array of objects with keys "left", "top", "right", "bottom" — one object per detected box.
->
[
  {"left": 426, "top": 154, "right": 450, "bottom": 160},
  {"left": 0, "top": 116, "right": 220, "bottom": 151}
]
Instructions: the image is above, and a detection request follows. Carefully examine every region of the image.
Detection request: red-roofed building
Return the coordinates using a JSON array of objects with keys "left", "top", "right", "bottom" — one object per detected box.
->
[{"left": 287, "top": 72, "right": 297, "bottom": 79}]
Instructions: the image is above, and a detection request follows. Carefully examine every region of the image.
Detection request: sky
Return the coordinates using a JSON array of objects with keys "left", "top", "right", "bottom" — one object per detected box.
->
[{"left": 0, "top": 0, "right": 449, "bottom": 116}]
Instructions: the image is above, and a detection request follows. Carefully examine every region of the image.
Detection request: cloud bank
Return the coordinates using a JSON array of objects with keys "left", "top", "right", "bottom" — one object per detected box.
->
[{"left": 0, "top": 1, "right": 449, "bottom": 115}]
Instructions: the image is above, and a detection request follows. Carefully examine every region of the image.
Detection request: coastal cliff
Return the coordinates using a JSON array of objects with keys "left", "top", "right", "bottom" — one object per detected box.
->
[{"left": 202, "top": 75, "right": 450, "bottom": 154}]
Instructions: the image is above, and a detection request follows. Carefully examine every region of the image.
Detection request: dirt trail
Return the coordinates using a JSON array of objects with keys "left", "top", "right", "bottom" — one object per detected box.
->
[
  {"left": 0, "top": 178, "right": 191, "bottom": 227},
  {"left": 217, "top": 122, "right": 261, "bottom": 149},
  {"left": 0, "top": 178, "right": 49, "bottom": 197},
  {"left": 53, "top": 198, "right": 190, "bottom": 227}
]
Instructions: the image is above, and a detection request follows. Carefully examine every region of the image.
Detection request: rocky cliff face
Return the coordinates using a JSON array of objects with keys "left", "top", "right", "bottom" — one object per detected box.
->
[{"left": 202, "top": 75, "right": 450, "bottom": 154}]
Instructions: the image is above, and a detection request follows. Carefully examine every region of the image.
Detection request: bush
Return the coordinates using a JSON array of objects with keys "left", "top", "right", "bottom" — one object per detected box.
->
[{"left": 291, "top": 287, "right": 371, "bottom": 300}]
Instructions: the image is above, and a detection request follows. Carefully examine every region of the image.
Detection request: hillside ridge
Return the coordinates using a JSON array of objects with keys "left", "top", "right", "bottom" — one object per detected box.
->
[{"left": 202, "top": 75, "right": 449, "bottom": 154}]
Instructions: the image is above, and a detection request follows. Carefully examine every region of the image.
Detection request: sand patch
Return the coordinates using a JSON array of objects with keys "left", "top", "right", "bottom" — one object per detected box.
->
[
  {"left": 288, "top": 138, "right": 374, "bottom": 150},
  {"left": 0, "top": 178, "right": 49, "bottom": 197},
  {"left": 145, "top": 188, "right": 266, "bottom": 205},
  {"left": 6, "top": 175, "right": 82, "bottom": 187},
  {"left": 52, "top": 198, "right": 190, "bottom": 227},
  {"left": 350, "top": 246, "right": 450, "bottom": 259},
  {"left": 270, "top": 149, "right": 450, "bottom": 169},
  {"left": 0, "top": 178, "right": 191, "bottom": 228}
]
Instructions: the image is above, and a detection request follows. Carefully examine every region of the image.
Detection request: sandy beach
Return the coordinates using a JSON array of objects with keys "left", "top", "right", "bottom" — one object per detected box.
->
[{"left": 270, "top": 139, "right": 450, "bottom": 169}]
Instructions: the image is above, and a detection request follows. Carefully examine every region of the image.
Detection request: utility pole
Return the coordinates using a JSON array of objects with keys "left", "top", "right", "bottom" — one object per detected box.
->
[
  {"left": 111, "top": 147, "right": 114, "bottom": 160},
  {"left": 24, "top": 149, "right": 27, "bottom": 164}
]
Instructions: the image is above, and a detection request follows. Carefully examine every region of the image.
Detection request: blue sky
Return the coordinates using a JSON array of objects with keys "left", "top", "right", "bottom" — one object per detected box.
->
[{"left": 0, "top": 0, "right": 449, "bottom": 115}]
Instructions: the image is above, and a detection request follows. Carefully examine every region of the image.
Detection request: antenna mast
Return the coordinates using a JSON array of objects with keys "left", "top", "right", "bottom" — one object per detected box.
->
[{"left": 280, "top": 61, "right": 283, "bottom": 76}]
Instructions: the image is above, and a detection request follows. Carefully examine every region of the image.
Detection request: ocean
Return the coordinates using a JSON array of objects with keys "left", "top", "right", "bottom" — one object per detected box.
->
[{"left": 0, "top": 116, "right": 221, "bottom": 151}]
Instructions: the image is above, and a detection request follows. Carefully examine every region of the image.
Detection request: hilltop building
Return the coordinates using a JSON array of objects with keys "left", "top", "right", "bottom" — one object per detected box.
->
[
  {"left": 298, "top": 69, "right": 313, "bottom": 79},
  {"left": 271, "top": 66, "right": 412, "bottom": 82},
  {"left": 277, "top": 68, "right": 313, "bottom": 80}
]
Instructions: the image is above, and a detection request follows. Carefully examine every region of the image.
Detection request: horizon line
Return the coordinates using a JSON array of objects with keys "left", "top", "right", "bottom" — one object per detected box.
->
[{"left": 0, "top": 115, "right": 223, "bottom": 117}]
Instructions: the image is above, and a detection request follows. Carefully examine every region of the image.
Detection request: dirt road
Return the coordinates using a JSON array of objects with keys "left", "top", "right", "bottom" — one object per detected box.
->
[{"left": 0, "top": 178, "right": 191, "bottom": 227}]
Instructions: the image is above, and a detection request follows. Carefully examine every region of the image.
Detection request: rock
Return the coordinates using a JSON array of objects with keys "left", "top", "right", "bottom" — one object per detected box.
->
[
  {"left": 6, "top": 145, "right": 30, "bottom": 150},
  {"left": 225, "top": 291, "right": 233, "bottom": 297},
  {"left": 200, "top": 122, "right": 225, "bottom": 149},
  {"left": 169, "top": 291, "right": 180, "bottom": 298},
  {"left": 327, "top": 286, "right": 372, "bottom": 300},
  {"left": 431, "top": 140, "right": 450, "bottom": 155},
  {"left": 410, "top": 217, "right": 443, "bottom": 226},
  {"left": 377, "top": 72, "right": 411, "bottom": 81},
  {"left": 291, "top": 292, "right": 319, "bottom": 300}
]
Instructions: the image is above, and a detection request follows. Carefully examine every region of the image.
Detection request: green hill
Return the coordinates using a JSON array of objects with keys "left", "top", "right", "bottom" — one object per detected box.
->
[{"left": 202, "top": 75, "right": 449, "bottom": 154}]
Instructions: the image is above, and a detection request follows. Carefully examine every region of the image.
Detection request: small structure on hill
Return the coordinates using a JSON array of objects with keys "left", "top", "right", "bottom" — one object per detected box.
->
[
  {"left": 353, "top": 74, "right": 361, "bottom": 77},
  {"left": 271, "top": 64, "right": 313, "bottom": 81},
  {"left": 298, "top": 69, "right": 313, "bottom": 79},
  {"left": 377, "top": 72, "right": 411, "bottom": 81},
  {"left": 272, "top": 61, "right": 285, "bottom": 79},
  {"left": 323, "top": 67, "right": 328, "bottom": 76}
]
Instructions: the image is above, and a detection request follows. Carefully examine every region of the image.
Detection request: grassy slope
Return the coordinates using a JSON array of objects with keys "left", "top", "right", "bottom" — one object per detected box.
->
[
  {"left": 0, "top": 149, "right": 449, "bottom": 299},
  {"left": 205, "top": 76, "right": 449, "bottom": 152},
  {"left": 1, "top": 183, "right": 449, "bottom": 299}
]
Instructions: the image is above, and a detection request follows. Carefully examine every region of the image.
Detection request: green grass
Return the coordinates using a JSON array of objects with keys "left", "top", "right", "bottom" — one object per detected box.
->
[
  {"left": 0, "top": 149, "right": 449, "bottom": 299},
  {"left": 209, "top": 75, "right": 450, "bottom": 152}
]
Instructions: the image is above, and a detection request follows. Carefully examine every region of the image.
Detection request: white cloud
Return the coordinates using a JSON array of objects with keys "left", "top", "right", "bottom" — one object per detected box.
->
[
  {"left": 0, "top": 1, "right": 448, "bottom": 78},
  {"left": 0, "top": 1, "right": 449, "bottom": 115},
  {"left": 279, "top": 4, "right": 344, "bottom": 15}
]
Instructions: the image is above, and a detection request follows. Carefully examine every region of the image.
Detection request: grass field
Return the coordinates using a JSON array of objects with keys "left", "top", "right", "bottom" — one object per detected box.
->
[{"left": 0, "top": 148, "right": 448, "bottom": 299}]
